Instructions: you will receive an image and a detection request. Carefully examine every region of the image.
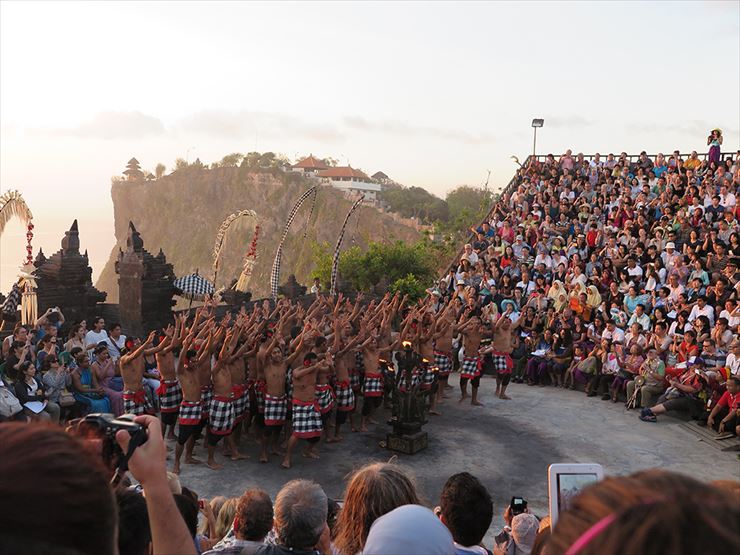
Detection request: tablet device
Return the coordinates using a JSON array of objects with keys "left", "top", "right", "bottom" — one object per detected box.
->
[{"left": 548, "top": 463, "right": 604, "bottom": 525}]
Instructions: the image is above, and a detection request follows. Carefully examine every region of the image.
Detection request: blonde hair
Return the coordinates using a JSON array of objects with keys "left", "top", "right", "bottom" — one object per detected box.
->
[
  {"left": 215, "top": 498, "right": 239, "bottom": 541},
  {"left": 333, "top": 462, "right": 420, "bottom": 555},
  {"left": 198, "top": 495, "right": 227, "bottom": 537}
]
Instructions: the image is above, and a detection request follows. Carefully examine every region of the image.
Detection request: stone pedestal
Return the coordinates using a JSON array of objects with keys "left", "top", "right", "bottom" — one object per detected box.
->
[{"left": 386, "top": 431, "right": 428, "bottom": 454}]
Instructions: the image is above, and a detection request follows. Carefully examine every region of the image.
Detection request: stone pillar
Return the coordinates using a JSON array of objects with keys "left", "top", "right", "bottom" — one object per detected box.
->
[{"left": 117, "top": 250, "right": 144, "bottom": 337}]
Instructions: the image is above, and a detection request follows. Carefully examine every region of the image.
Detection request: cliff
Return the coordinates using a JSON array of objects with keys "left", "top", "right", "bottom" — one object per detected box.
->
[{"left": 96, "top": 167, "right": 421, "bottom": 301}]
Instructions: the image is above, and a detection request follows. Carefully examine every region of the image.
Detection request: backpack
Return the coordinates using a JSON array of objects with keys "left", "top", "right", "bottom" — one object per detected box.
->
[{"left": 0, "top": 386, "right": 23, "bottom": 418}]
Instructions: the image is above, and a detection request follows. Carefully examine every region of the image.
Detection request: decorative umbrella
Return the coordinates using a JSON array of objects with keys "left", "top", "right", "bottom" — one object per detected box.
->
[{"left": 173, "top": 272, "right": 215, "bottom": 301}]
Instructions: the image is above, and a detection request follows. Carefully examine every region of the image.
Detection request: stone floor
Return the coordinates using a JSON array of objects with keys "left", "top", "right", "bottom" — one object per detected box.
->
[{"left": 171, "top": 374, "right": 740, "bottom": 536}]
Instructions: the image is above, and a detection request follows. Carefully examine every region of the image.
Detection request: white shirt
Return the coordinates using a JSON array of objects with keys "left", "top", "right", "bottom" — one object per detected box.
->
[
  {"left": 107, "top": 334, "right": 127, "bottom": 361},
  {"left": 85, "top": 329, "right": 109, "bottom": 352},
  {"left": 603, "top": 326, "right": 625, "bottom": 343},
  {"left": 688, "top": 304, "right": 715, "bottom": 327},
  {"left": 725, "top": 353, "right": 740, "bottom": 378}
]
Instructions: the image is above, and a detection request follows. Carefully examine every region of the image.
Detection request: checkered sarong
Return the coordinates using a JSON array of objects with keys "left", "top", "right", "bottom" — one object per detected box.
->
[
  {"left": 363, "top": 372, "right": 384, "bottom": 397},
  {"left": 255, "top": 380, "right": 266, "bottom": 414},
  {"left": 178, "top": 400, "right": 203, "bottom": 426},
  {"left": 461, "top": 356, "right": 482, "bottom": 379},
  {"left": 421, "top": 363, "right": 436, "bottom": 390},
  {"left": 231, "top": 384, "right": 249, "bottom": 423},
  {"left": 200, "top": 385, "right": 214, "bottom": 417},
  {"left": 491, "top": 351, "right": 513, "bottom": 376},
  {"left": 208, "top": 395, "right": 234, "bottom": 435},
  {"left": 264, "top": 393, "right": 288, "bottom": 426},
  {"left": 335, "top": 379, "right": 355, "bottom": 411},
  {"left": 316, "top": 384, "right": 336, "bottom": 414},
  {"left": 285, "top": 367, "right": 294, "bottom": 399},
  {"left": 156, "top": 380, "right": 182, "bottom": 413},
  {"left": 291, "top": 399, "right": 323, "bottom": 438},
  {"left": 123, "top": 389, "right": 154, "bottom": 416},
  {"left": 350, "top": 368, "right": 362, "bottom": 392},
  {"left": 434, "top": 351, "right": 452, "bottom": 377}
]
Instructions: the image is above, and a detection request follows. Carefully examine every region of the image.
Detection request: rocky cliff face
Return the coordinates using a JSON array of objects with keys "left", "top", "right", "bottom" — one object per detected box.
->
[{"left": 96, "top": 167, "right": 420, "bottom": 301}]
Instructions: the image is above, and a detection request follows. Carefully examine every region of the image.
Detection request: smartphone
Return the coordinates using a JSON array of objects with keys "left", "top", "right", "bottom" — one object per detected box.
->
[
  {"left": 510, "top": 496, "right": 527, "bottom": 516},
  {"left": 548, "top": 463, "right": 604, "bottom": 525}
]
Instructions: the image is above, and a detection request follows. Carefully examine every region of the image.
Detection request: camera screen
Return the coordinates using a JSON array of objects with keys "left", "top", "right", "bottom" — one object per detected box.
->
[
  {"left": 512, "top": 498, "right": 524, "bottom": 507},
  {"left": 557, "top": 473, "right": 598, "bottom": 513}
]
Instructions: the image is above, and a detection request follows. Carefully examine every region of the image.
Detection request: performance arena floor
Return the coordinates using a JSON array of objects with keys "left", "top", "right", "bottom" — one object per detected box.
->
[{"left": 172, "top": 374, "right": 739, "bottom": 534}]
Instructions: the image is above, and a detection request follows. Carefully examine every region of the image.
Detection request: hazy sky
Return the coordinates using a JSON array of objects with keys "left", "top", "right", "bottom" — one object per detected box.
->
[{"left": 1, "top": 1, "right": 738, "bottom": 292}]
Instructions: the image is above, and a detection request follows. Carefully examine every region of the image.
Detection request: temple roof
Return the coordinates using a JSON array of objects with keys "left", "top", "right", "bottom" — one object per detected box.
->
[
  {"left": 293, "top": 155, "right": 329, "bottom": 170},
  {"left": 318, "top": 166, "right": 370, "bottom": 180}
]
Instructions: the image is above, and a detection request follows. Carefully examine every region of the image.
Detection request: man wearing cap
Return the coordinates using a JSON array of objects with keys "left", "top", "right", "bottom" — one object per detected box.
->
[{"left": 661, "top": 242, "right": 680, "bottom": 273}]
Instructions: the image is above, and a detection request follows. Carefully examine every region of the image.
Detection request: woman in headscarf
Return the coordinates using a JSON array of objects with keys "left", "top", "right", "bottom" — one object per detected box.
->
[
  {"left": 548, "top": 280, "right": 568, "bottom": 311},
  {"left": 586, "top": 285, "right": 602, "bottom": 310}
]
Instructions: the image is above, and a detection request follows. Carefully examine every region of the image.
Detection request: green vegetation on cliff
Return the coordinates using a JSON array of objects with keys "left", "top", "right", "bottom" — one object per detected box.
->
[{"left": 97, "top": 166, "right": 421, "bottom": 301}]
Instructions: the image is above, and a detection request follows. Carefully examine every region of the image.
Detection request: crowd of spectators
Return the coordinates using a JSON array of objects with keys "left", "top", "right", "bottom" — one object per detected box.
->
[
  {"left": 438, "top": 145, "right": 739, "bottom": 434},
  {"left": 1, "top": 420, "right": 738, "bottom": 555}
]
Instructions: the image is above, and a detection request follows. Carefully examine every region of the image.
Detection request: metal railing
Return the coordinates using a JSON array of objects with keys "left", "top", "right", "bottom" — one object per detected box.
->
[{"left": 530, "top": 150, "right": 736, "bottom": 164}]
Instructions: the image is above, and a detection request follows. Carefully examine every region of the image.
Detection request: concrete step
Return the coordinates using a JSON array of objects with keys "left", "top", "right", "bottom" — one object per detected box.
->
[{"left": 679, "top": 421, "right": 740, "bottom": 452}]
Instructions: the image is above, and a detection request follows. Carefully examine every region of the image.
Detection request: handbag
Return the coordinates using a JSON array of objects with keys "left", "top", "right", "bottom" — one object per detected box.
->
[
  {"left": 0, "top": 387, "right": 23, "bottom": 418},
  {"left": 108, "top": 376, "right": 124, "bottom": 392},
  {"left": 59, "top": 389, "right": 76, "bottom": 407}
]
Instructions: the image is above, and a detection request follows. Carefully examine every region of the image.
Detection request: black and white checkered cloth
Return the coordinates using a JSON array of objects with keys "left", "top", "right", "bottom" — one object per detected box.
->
[
  {"left": 491, "top": 352, "right": 513, "bottom": 375},
  {"left": 461, "top": 356, "right": 482, "bottom": 379},
  {"left": 422, "top": 364, "right": 436, "bottom": 389},
  {"left": 2, "top": 283, "right": 21, "bottom": 316},
  {"left": 208, "top": 396, "right": 235, "bottom": 435},
  {"left": 270, "top": 186, "right": 319, "bottom": 299},
  {"left": 291, "top": 399, "right": 323, "bottom": 438},
  {"left": 255, "top": 380, "right": 266, "bottom": 414},
  {"left": 330, "top": 195, "right": 365, "bottom": 296},
  {"left": 173, "top": 274, "right": 214, "bottom": 301},
  {"left": 157, "top": 380, "right": 182, "bottom": 413},
  {"left": 177, "top": 400, "right": 202, "bottom": 426},
  {"left": 200, "top": 385, "right": 214, "bottom": 417},
  {"left": 434, "top": 352, "right": 452, "bottom": 377},
  {"left": 335, "top": 380, "right": 355, "bottom": 411},
  {"left": 264, "top": 393, "right": 288, "bottom": 426},
  {"left": 363, "top": 373, "right": 384, "bottom": 397},
  {"left": 123, "top": 390, "right": 154, "bottom": 416},
  {"left": 316, "top": 385, "right": 336, "bottom": 414},
  {"left": 231, "top": 384, "right": 249, "bottom": 423}
]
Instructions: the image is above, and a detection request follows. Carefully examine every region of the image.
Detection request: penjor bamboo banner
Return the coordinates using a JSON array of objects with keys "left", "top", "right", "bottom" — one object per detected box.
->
[
  {"left": 0, "top": 190, "right": 33, "bottom": 236},
  {"left": 212, "top": 209, "right": 260, "bottom": 287},
  {"left": 270, "top": 186, "right": 318, "bottom": 299},
  {"left": 330, "top": 195, "right": 365, "bottom": 296}
]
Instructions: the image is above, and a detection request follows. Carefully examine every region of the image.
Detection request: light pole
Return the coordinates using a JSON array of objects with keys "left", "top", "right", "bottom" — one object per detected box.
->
[{"left": 531, "top": 119, "right": 544, "bottom": 159}]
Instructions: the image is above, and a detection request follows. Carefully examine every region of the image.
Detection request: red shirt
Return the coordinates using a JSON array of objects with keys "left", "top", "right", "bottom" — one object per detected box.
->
[{"left": 717, "top": 390, "right": 740, "bottom": 410}]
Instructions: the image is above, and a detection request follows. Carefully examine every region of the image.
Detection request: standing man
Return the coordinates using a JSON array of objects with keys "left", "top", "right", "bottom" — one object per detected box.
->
[
  {"left": 458, "top": 314, "right": 484, "bottom": 406},
  {"left": 120, "top": 331, "right": 159, "bottom": 416},
  {"left": 489, "top": 309, "right": 521, "bottom": 400}
]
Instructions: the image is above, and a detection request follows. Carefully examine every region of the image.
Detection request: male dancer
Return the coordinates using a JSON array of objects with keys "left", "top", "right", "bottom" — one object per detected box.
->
[
  {"left": 282, "top": 352, "right": 330, "bottom": 468},
  {"left": 258, "top": 327, "right": 294, "bottom": 463},
  {"left": 329, "top": 320, "right": 365, "bottom": 442},
  {"left": 173, "top": 329, "right": 211, "bottom": 474},
  {"left": 489, "top": 308, "right": 520, "bottom": 400},
  {"left": 205, "top": 328, "right": 238, "bottom": 470},
  {"left": 121, "top": 331, "right": 159, "bottom": 415},
  {"left": 433, "top": 305, "right": 456, "bottom": 404},
  {"left": 156, "top": 321, "right": 183, "bottom": 439},
  {"left": 458, "top": 313, "right": 484, "bottom": 406}
]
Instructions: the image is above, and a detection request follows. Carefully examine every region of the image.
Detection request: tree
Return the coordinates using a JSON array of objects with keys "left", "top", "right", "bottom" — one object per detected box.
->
[
  {"left": 259, "top": 152, "right": 276, "bottom": 167},
  {"left": 174, "top": 157, "right": 188, "bottom": 171},
  {"left": 155, "top": 163, "right": 166, "bottom": 179},
  {"left": 219, "top": 153, "right": 243, "bottom": 168},
  {"left": 445, "top": 185, "right": 493, "bottom": 222},
  {"left": 242, "top": 152, "right": 261, "bottom": 168}
]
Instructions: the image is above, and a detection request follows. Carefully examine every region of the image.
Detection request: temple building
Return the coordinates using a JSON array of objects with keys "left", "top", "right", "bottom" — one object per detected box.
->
[
  {"left": 123, "top": 157, "right": 145, "bottom": 181},
  {"left": 115, "top": 222, "right": 176, "bottom": 336},
  {"left": 290, "top": 154, "right": 329, "bottom": 176},
  {"left": 33, "top": 220, "right": 107, "bottom": 323}
]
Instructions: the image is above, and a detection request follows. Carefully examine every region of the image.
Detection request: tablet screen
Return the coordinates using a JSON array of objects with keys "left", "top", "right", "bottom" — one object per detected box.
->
[{"left": 557, "top": 473, "right": 599, "bottom": 513}]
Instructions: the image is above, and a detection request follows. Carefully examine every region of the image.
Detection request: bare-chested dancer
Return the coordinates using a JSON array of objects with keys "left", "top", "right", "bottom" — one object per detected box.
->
[
  {"left": 156, "top": 319, "right": 184, "bottom": 439},
  {"left": 433, "top": 304, "right": 457, "bottom": 404},
  {"left": 282, "top": 351, "right": 331, "bottom": 469},
  {"left": 486, "top": 307, "right": 521, "bottom": 400},
  {"left": 328, "top": 317, "right": 366, "bottom": 442},
  {"left": 172, "top": 324, "right": 212, "bottom": 474},
  {"left": 458, "top": 313, "right": 484, "bottom": 406},
  {"left": 121, "top": 330, "right": 160, "bottom": 416}
]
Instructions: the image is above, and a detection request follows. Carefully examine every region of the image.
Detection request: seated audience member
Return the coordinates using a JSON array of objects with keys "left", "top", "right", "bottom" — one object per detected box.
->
[
  {"left": 707, "top": 377, "right": 740, "bottom": 436},
  {"left": 14, "top": 360, "right": 60, "bottom": 423},
  {"left": 334, "top": 462, "right": 420, "bottom": 555},
  {"left": 547, "top": 470, "right": 740, "bottom": 554},
  {"left": 494, "top": 512, "right": 539, "bottom": 555},
  {"left": 363, "top": 504, "right": 456, "bottom": 555},
  {"left": 639, "top": 358, "right": 706, "bottom": 422},
  {"left": 71, "top": 352, "right": 112, "bottom": 414},
  {"left": 436, "top": 472, "right": 494, "bottom": 555},
  {"left": 205, "top": 489, "right": 274, "bottom": 555},
  {"left": 255, "top": 479, "right": 330, "bottom": 555},
  {"left": 117, "top": 490, "right": 151, "bottom": 555}
]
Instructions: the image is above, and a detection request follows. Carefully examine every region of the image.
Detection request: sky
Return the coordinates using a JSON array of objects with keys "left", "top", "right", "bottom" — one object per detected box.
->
[{"left": 1, "top": 1, "right": 738, "bottom": 292}]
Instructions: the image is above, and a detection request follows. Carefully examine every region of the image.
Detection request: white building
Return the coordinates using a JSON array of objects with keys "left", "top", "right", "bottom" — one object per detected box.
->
[{"left": 317, "top": 166, "right": 382, "bottom": 202}]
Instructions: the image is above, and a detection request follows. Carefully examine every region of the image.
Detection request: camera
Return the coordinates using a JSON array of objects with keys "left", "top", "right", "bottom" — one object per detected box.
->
[
  {"left": 71, "top": 413, "right": 148, "bottom": 481},
  {"left": 510, "top": 496, "right": 527, "bottom": 516}
]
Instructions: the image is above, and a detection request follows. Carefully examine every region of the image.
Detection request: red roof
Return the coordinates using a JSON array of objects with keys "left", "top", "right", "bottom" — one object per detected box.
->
[
  {"left": 293, "top": 155, "right": 329, "bottom": 170},
  {"left": 318, "top": 166, "right": 369, "bottom": 180}
]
